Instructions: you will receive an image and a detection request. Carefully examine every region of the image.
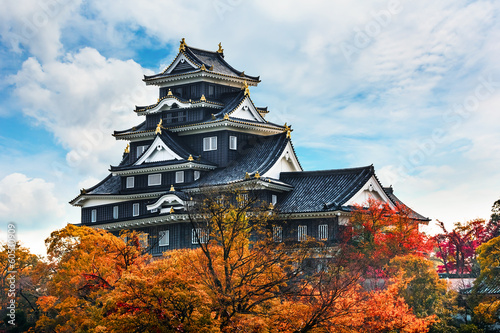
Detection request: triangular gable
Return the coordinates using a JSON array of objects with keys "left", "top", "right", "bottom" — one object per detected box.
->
[
  {"left": 344, "top": 175, "right": 394, "bottom": 208},
  {"left": 146, "top": 193, "right": 186, "bottom": 212},
  {"left": 230, "top": 97, "right": 267, "bottom": 123},
  {"left": 262, "top": 141, "right": 302, "bottom": 179},
  {"left": 134, "top": 135, "right": 183, "bottom": 165},
  {"left": 165, "top": 53, "right": 198, "bottom": 74}
]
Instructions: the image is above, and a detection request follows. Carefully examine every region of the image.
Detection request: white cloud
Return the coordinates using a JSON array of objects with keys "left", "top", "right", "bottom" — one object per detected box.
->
[{"left": 10, "top": 47, "right": 157, "bottom": 176}]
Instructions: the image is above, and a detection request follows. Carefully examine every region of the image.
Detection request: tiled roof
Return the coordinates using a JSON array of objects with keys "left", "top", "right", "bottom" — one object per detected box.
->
[
  {"left": 87, "top": 174, "right": 122, "bottom": 195},
  {"left": 278, "top": 166, "right": 375, "bottom": 213},
  {"left": 383, "top": 187, "right": 430, "bottom": 221},
  {"left": 144, "top": 45, "right": 259, "bottom": 82},
  {"left": 461, "top": 271, "right": 500, "bottom": 295},
  {"left": 113, "top": 121, "right": 147, "bottom": 136},
  {"left": 188, "top": 132, "right": 290, "bottom": 187}
]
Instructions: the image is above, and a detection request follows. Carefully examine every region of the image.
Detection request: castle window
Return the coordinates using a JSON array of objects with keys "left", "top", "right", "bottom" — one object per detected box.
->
[
  {"left": 91, "top": 209, "right": 97, "bottom": 223},
  {"left": 133, "top": 203, "right": 140, "bottom": 217},
  {"left": 113, "top": 206, "right": 119, "bottom": 219},
  {"left": 298, "top": 225, "right": 307, "bottom": 242},
  {"left": 203, "top": 136, "right": 217, "bottom": 151},
  {"left": 176, "top": 171, "right": 184, "bottom": 183},
  {"left": 273, "top": 226, "right": 282, "bottom": 243},
  {"left": 136, "top": 145, "right": 147, "bottom": 157},
  {"left": 159, "top": 230, "right": 169, "bottom": 246},
  {"left": 272, "top": 194, "right": 277, "bottom": 206},
  {"left": 229, "top": 136, "right": 237, "bottom": 150},
  {"left": 166, "top": 111, "right": 186, "bottom": 123},
  {"left": 208, "top": 84, "right": 215, "bottom": 97},
  {"left": 318, "top": 224, "right": 328, "bottom": 241},
  {"left": 192, "top": 228, "right": 209, "bottom": 244},
  {"left": 148, "top": 173, "right": 162, "bottom": 186},
  {"left": 126, "top": 176, "right": 134, "bottom": 188},
  {"left": 194, "top": 170, "right": 200, "bottom": 181}
]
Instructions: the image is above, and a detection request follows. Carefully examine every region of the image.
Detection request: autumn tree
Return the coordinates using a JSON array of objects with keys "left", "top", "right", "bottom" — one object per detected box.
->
[{"left": 346, "top": 198, "right": 431, "bottom": 276}]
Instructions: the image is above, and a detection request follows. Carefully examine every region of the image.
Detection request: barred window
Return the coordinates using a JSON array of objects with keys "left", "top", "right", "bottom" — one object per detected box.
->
[
  {"left": 318, "top": 224, "right": 328, "bottom": 241},
  {"left": 159, "top": 230, "right": 169, "bottom": 246},
  {"left": 91, "top": 209, "right": 97, "bottom": 223},
  {"left": 126, "top": 176, "right": 134, "bottom": 188},
  {"left": 133, "top": 203, "right": 140, "bottom": 217},
  {"left": 192, "top": 228, "right": 209, "bottom": 244},
  {"left": 203, "top": 136, "right": 217, "bottom": 151},
  {"left": 229, "top": 136, "right": 237, "bottom": 150},
  {"left": 298, "top": 225, "right": 307, "bottom": 242},
  {"left": 175, "top": 171, "right": 184, "bottom": 183},
  {"left": 113, "top": 206, "right": 119, "bottom": 219},
  {"left": 148, "top": 173, "right": 161, "bottom": 186},
  {"left": 273, "top": 226, "right": 282, "bottom": 243}
]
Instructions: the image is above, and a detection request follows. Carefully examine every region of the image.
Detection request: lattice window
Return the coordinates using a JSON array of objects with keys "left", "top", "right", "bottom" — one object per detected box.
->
[
  {"left": 298, "top": 225, "right": 307, "bottom": 242},
  {"left": 273, "top": 226, "right": 282, "bottom": 243},
  {"left": 318, "top": 224, "right": 328, "bottom": 241}
]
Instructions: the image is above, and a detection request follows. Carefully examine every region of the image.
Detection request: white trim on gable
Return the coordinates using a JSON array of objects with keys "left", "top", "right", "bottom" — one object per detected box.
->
[
  {"left": 146, "top": 194, "right": 187, "bottom": 214},
  {"left": 165, "top": 53, "right": 198, "bottom": 74},
  {"left": 134, "top": 135, "right": 183, "bottom": 165},
  {"left": 262, "top": 141, "right": 302, "bottom": 179},
  {"left": 230, "top": 98, "right": 266, "bottom": 123},
  {"left": 344, "top": 175, "right": 394, "bottom": 208}
]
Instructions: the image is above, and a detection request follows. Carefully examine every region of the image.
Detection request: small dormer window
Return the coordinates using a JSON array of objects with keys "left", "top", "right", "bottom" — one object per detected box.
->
[
  {"left": 176, "top": 171, "right": 184, "bottom": 183},
  {"left": 126, "top": 176, "right": 134, "bottom": 188},
  {"left": 203, "top": 137, "right": 217, "bottom": 151}
]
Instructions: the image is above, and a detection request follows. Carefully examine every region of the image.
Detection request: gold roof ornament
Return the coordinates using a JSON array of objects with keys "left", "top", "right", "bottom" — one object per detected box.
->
[
  {"left": 243, "top": 81, "right": 250, "bottom": 96},
  {"left": 209, "top": 65, "right": 214, "bottom": 71},
  {"left": 223, "top": 113, "right": 229, "bottom": 120},
  {"left": 167, "top": 89, "right": 173, "bottom": 96},
  {"left": 284, "top": 123, "right": 292, "bottom": 139},
  {"left": 200, "top": 64, "right": 206, "bottom": 71},
  {"left": 179, "top": 38, "right": 186, "bottom": 51},
  {"left": 124, "top": 143, "right": 130, "bottom": 154},
  {"left": 188, "top": 154, "right": 194, "bottom": 161},
  {"left": 200, "top": 94, "right": 207, "bottom": 102},
  {"left": 80, "top": 188, "right": 87, "bottom": 194},
  {"left": 254, "top": 171, "right": 260, "bottom": 179},
  {"left": 245, "top": 172, "right": 250, "bottom": 179},
  {"left": 157, "top": 98, "right": 160, "bottom": 103},
  {"left": 155, "top": 119, "right": 163, "bottom": 135},
  {"left": 170, "top": 185, "right": 175, "bottom": 192},
  {"left": 211, "top": 113, "right": 216, "bottom": 120},
  {"left": 197, "top": 155, "right": 201, "bottom": 161},
  {"left": 217, "top": 42, "right": 224, "bottom": 53},
  {"left": 170, "top": 206, "right": 174, "bottom": 214},
  {"left": 239, "top": 71, "right": 245, "bottom": 77}
]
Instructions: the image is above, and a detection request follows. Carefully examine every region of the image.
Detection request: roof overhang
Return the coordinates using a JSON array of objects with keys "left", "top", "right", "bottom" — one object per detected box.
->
[
  {"left": 111, "top": 161, "right": 217, "bottom": 176},
  {"left": 70, "top": 191, "right": 165, "bottom": 207},
  {"left": 135, "top": 95, "right": 223, "bottom": 115},
  {"left": 171, "top": 119, "right": 284, "bottom": 136},
  {"left": 144, "top": 70, "right": 260, "bottom": 88}
]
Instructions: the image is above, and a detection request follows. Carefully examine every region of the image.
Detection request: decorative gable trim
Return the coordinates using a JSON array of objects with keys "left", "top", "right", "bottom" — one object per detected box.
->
[
  {"left": 135, "top": 135, "right": 183, "bottom": 165},
  {"left": 229, "top": 97, "right": 266, "bottom": 123},
  {"left": 146, "top": 193, "right": 187, "bottom": 213},
  {"left": 344, "top": 175, "right": 394, "bottom": 207},
  {"left": 262, "top": 141, "right": 303, "bottom": 179},
  {"left": 165, "top": 53, "right": 199, "bottom": 74}
]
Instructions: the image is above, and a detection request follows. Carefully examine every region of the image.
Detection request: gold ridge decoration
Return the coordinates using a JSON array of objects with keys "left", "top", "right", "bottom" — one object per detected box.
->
[
  {"left": 217, "top": 42, "right": 224, "bottom": 53},
  {"left": 124, "top": 143, "right": 130, "bottom": 154},
  {"left": 200, "top": 64, "right": 206, "bottom": 71},
  {"left": 284, "top": 123, "right": 292, "bottom": 139},
  {"left": 167, "top": 89, "right": 173, "bottom": 96},
  {"left": 80, "top": 188, "right": 87, "bottom": 194},
  {"left": 170, "top": 206, "right": 175, "bottom": 214},
  {"left": 239, "top": 71, "right": 245, "bottom": 77},
  {"left": 209, "top": 65, "right": 214, "bottom": 71},
  {"left": 200, "top": 94, "right": 207, "bottom": 102},
  {"left": 245, "top": 172, "right": 250, "bottom": 179},
  {"left": 170, "top": 185, "right": 175, "bottom": 192},
  {"left": 243, "top": 81, "right": 250, "bottom": 96},
  {"left": 223, "top": 113, "right": 230, "bottom": 120},
  {"left": 179, "top": 38, "right": 186, "bottom": 51},
  {"left": 188, "top": 154, "right": 194, "bottom": 161},
  {"left": 155, "top": 119, "right": 164, "bottom": 135},
  {"left": 254, "top": 171, "right": 260, "bottom": 179}
]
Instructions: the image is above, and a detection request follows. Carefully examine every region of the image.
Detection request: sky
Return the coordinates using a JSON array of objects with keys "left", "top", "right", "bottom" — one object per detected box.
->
[{"left": 1, "top": 0, "right": 499, "bottom": 256}]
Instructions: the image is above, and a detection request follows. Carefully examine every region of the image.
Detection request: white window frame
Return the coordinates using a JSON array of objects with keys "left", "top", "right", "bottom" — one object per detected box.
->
[
  {"left": 136, "top": 145, "right": 147, "bottom": 157},
  {"left": 271, "top": 194, "right": 278, "bottom": 206},
  {"left": 113, "top": 206, "right": 119, "bottom": 219},
  {"left": 159, "top": 230, "right": 169, "bottom": 246},
  {"left": 192, "top": 228, "right": 209, "bottom": 244},
  {"left": 126, "top": 176, "right": 134, "bottom": 188},
  {"left": 229, "top": 136, "right": 237, "bottom": 150},
  {"left": 133, "top": 203, "right": 140, "bottom": 217},
  {"left": 91, "top": 209, "right": 97, "bottom": 223},
  {"left": 203, "top": 136, "right": 217, "bottom": 151},
  {"left": 318, "top": 224, "right": 328, "bottom": 241},
  {"left": 298, "top": 225, "right": 307, "bottom": 242},
  {"left": 175, "top": 171, "right": 184, "bottom": 183},
  {"left": 273, "top": 226, "right": 282, "bottom": 243},
  {"left": 194, "top": 170, "right": 200, "bottom": 181},
  {"left": 148, "top": 173, "right": 162, "bottom": 186}
]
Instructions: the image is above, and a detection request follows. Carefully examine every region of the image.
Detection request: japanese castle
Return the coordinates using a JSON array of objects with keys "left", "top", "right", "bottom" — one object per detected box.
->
[{"left": 70, "top": 39, "right": 428, "bottom": 254}]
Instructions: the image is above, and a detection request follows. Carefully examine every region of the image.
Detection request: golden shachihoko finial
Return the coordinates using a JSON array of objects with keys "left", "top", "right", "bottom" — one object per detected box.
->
[
  {"left": 124, "top": 143, "right": 130, "bottom": 154},
  {"left": 170, "top": 185, "right": 175, "bottom": 192},
  {"left": 243, "top": 81, "right": 250, "bottom": 96},
  {"left": 284, "top": 123, "right": 292, "bottom": 138},
  {"left": 155, "top": 119, "right": 163, "bottom": 135},
  {"left": 217, "top": 42, "right": 224, "bottom": 53},
  {"left": 188, "top": 154, "right": 194, "bottom": 161},
  {"left": 179, "top": 38, "right": 186, "bottom": 51}
]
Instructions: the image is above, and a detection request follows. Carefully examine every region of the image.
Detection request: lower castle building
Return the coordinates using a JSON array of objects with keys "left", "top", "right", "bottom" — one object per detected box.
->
[{"left": 70, "top": 39, "right": 428, "bottom": 255}]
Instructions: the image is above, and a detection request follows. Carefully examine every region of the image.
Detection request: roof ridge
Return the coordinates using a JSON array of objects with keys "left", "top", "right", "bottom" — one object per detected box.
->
[{"left": 281, "top": 165, "right": 374, "bottom": 177}]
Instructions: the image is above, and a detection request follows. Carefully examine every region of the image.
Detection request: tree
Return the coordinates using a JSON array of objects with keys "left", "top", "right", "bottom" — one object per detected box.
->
[
  {"left": 434, "top": 219, "right": 490, "bottom": 276},
  {"left": 346, "top": 198, "right": 431, "bottom": 276}
]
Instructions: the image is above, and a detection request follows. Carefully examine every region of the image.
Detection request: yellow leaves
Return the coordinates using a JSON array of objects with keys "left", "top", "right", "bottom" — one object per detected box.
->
[
  {"left": 474, "top": 299, "right": 500, "bottom": 324},
  {"left": 37, "top": 295, "right": 58, "bottom": 312}
]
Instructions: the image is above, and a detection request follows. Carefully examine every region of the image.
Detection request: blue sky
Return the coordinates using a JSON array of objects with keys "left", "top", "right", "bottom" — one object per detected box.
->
[{"left": 1, "top": 0, "right": 499, "bottom": 255}]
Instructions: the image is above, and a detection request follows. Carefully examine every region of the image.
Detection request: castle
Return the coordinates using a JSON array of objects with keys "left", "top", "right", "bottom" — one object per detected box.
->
[{"left": 70, "top": 39, "right": 428, "bottom": 254}]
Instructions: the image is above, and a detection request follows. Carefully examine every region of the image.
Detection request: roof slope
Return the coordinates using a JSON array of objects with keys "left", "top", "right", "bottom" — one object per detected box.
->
[
  {"left": 189, "top": 132, "right": 290, "bottom": 187},
  {"left": 383, "top": 187, "right": 429, "bottom": 221},
  {"left": 278, "top": 166, "right": 375, "bottom": 213}
]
